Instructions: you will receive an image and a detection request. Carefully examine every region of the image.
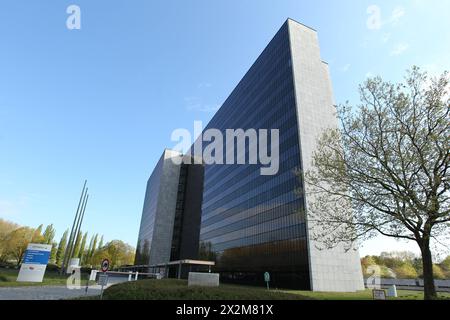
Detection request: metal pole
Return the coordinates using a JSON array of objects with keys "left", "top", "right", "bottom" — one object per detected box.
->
[
  {"left": 61, "top": 180, "right": 86, "bottom": 274},
  {"left": 68, "top": 191, "right": 88, "bottom": 265},
  {"left": 65, "top": 189, "right": 88, "bottom": 273},
  {"left": 76, "top": 193, "right": 89, "bottom": 239}
]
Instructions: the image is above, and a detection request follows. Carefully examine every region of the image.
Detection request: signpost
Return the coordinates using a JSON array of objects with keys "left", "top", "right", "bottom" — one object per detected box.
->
[
  {"left": 17, "top": 243, "right": 52, "bottom": 283},
  {"left": 99, "top": 259, "right": 110, "bottom": 299},
  {"left": 264, "top": 272, "right": 270, "bottom": 290},
  {"left": 372, "top": 289, "right": 387, "bottom": 300}
]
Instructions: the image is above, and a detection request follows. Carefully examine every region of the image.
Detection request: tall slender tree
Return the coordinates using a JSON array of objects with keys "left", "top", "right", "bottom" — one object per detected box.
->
[
  {"left": 98, "top": 235, "right": 104, "bottom": 250},
  {"left": 31, "top": 224, "right": 44, "bottom": 243},
  {"left": 78, "top": 232, "right": 88, "bottom": 263},
  {"left": 56, "top": 229, "right": 68, "bottom": 265},
  {"left": 50, "top": 241, "right": 57, "bottom": 264},
  {"left": 72, "top": 230, "right": 82, "bottom": 259},
  {"left": 87, "top": 234, "right": 98, "bottom": 265},
  {"left": 42, "top": 224, "right": 56, "bottom": 244}
]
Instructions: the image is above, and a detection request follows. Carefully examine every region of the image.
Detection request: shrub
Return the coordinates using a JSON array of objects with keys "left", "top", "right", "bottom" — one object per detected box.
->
[{"left": 394, "top": 263, "right": 418, "bottom": 279}]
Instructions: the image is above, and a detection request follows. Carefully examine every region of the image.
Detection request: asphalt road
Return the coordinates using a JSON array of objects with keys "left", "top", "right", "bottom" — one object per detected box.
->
[{"left": 0, "top": 285, "right": 104, "bottom": 300}]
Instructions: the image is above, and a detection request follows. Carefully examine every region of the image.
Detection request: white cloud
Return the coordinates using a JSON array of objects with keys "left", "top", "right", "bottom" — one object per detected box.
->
[
  {"left": 0, "top": 200, "right": 17, "bottom": 217},
  {"left": 390, "top": 42, "right": 409, "bottom": 56},
  {"left": 366, "top": 5, "right": 382, "bottom": 30},
  {"left": 366, "top": 5, "right": 406, "bottom": 31},
  {"left": 197, "top": 82, "right": 212, "bottom": 89},
  {"left": 390, "top": 6, "right": 405, "bottom": 24},
  {"left": 359, "top": 236, "right": 421, "bottom": 257},
  {"left": 340, "top": 64, "right": 351, "bottom": 73},
  {"left": 381, "top": 33, "right": 391, "bottom": 43},
  {"left": 0, "top": 196, "right": 31, "bottom": 218},
  {"left": 184, "top": 97, "right": 220, "bottom": 113}
]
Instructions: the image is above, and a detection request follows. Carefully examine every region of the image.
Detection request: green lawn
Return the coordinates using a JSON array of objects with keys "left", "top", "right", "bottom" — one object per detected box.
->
[
  {"left": 282, "top": 289, "right": 450, "bottom": 300},
  {"left": 79, "top": 278, "right": 450, "bottom": 300},
  {"left": 87, "top": 279, "right": 311, "bottom": 300},
  {"left": 0, "top": 267, "right": 90, "bottom": 287}
]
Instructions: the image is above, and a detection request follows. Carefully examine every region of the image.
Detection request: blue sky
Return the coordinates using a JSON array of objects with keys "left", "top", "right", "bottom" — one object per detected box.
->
[{"left": 0, "top": 0, "right": 449, "bottom": 256}]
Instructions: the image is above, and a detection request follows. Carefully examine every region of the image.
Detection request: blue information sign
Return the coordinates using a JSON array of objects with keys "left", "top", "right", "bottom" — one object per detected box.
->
[
  {"left": 23, "top": 250, "right": 51, "bottom": 265},
  {"left": 17, "top": 243, "right": 52, "bottom": 282}
]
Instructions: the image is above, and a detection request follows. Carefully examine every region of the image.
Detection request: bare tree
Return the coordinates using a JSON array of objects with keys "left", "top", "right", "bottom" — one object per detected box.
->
[{"left": 300, "top": 67, "right": 449, "bottom": 300}]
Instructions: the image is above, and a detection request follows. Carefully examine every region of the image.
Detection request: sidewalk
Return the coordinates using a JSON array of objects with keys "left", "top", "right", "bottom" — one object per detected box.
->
[{"left": 0, "top": 285, "right": 104, "bottom": 300}]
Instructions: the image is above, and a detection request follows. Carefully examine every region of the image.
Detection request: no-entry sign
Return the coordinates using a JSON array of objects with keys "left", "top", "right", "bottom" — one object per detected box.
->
[{"left": 101, "top": 259, "right": 110, "bottom": 272}]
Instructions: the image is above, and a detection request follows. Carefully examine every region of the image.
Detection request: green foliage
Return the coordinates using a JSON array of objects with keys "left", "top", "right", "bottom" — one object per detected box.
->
[
  {"left": 2, "top": 227, "right": 34, "bottom": 265},
  {"left": 440, "top": 256, "right": 450, "bottom": 279},
  {"left": 0, "top": 219, "right": 19, "bottom": 237},
  {"left": 42, "top": 224, "right": 56, "bottom": 244},
  {"left": 91, "top": 240, "right": 135, "bottom": 268},
  {"left": 0, "top": 219, "right": 19, "bottom": 262},
  {"left": 31, "top": 224, "right": 44, "bottom": 243},
  {"left": 440, "top": 256, "right": 450, "bottom": 270},
  {"left": 98, "top": 235, "right": 104, "bottom": 249},
  {"left": 49, "top": 242, "right": 58, "bottom": 264},
  {"left": 304, "top": 67, "right": 449, "bottom": 299},
  {"left": 55, "top": 230, "right": 68, "bottom": 265},
  {"left": 85, "top": 234, "right": 99, "bottom": 266},
  {"left": 395, "top": 263, "right": 419, "bottom": 279},
  {"left": 0, "top": 219, "right": 133, "bottom": 269},
  {"left": 360, "top": 256, "right": 377, "bottom": 275},
  {"left": 78, "top": 232, "right": 88, "bottom": 260},
  {"left": 433, "top": 265, "right": 446, "bottom": 280},
  {"left": 72, "top": 230, "right": 82, "bottom": 258},
  {"left": 361, "top": 251, "right": 449, "bottom": 280}
]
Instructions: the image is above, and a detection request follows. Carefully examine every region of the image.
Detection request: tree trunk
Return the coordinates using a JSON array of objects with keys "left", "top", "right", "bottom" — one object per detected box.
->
[{"left": 420, "top": 240, "right": 437, "bottom": 300}]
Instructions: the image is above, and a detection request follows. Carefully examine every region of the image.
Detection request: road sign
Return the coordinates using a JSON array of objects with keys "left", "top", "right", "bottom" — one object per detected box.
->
[
  {"left": 98, "top": 274, "right": 109, "bottom": 286},
  {"left": 101, "top": 259, "right": 110, "bottom": 272},
  {"left": 98, "top": 274, "right": 109, "bottom": 300},
  {"left": 17, "top": 243, "right": 52, "bottom": 283},
  {"left": 372, "top": 289, "right": 387, "bottom": 300}
]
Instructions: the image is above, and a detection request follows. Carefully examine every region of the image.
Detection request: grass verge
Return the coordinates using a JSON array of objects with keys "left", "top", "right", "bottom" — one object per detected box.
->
[
  {"left": 79, "top": 278, "right": 450, "bottom": 300},
  {"left": 282, "top": 289, "right": 450, "bottom": 300},
  {"left": 88, "top": 279, "right": 311, "bottom": 300},
  {"left": 0, "top": 267, "right": 90, "bottom": 287}
]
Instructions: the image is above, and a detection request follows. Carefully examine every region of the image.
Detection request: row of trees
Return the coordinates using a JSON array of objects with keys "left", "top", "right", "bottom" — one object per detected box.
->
[
  {"left": 0, "top": 218, "right": 134, "bottom": 269},
  {"left": 361, "top": 251, "right": 450, "bottom": 280}
]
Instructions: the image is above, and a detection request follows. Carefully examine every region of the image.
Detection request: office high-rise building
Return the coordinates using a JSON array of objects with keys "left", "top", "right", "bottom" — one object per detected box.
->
[
  {"left": 135, "top": 150, "right": 204, "bottom": 270},
  {"left": 135, "top": 19, "right": 364, "bottom": 291}
]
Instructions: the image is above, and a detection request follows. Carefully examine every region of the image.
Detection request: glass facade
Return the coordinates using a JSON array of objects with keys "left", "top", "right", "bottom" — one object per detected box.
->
[
  {"left": 134, "top": 20, "right": 364, "bottom": 292},
  {"left": 197, "top": 22, "right": 310, "bottom": 289},
  {"left": 134, "top": 156, "right": 165, "bottom": 265}
]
